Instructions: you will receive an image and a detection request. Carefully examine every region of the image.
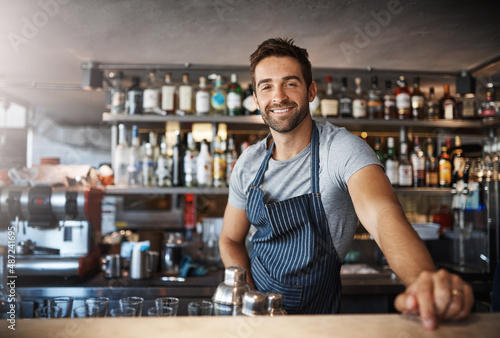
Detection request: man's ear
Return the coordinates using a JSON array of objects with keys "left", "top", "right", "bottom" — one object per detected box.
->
[{"left": 308, "top": 81, "right": 317, "bottom": 103}]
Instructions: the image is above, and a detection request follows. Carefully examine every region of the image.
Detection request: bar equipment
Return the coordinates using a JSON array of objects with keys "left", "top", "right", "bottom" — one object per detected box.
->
[
  {"left": 212, "top": 266, "right": 251, "bottom": 316},
  {"left": 266, "top": 293, "right": 287, "bottom": 316},
  {"left": 241, "top": 291, "right": 267, "bottom": 316},
  {"left": 0, "top": 186, "right": 103, "bottom": 277}
]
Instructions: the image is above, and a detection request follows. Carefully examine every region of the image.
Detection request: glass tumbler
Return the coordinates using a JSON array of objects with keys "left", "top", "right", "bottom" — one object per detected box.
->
[
  {"left": 35, "top": 306, "right": 62, "bottom": 319},
  {"left": 119, "top": 297, "right": 144, "bottom": 317},
  {"left": 110, "top": 307, "right": 136, "bottom": 317},
  {"left": 85, "top": 297, "right": 109, "bottom": 317},
  {"left": 155, "top": 297, "right": 179, "bottom": 316},
  {"left": 187, "top": 301, "right": 213, "bottom": 316},
  {"left": 48, "top": 297, "right": 73, "bottom": 318}
]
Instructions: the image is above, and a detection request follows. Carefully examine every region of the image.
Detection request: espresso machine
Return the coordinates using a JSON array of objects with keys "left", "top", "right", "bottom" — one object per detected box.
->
[{"left": 0, "top": 185, "right": 103, "bottom": 277}]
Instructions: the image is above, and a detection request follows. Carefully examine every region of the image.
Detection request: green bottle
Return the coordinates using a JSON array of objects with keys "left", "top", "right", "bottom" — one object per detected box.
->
[{"left": 227, "top": 73, "right": 243, "bottom": 116}]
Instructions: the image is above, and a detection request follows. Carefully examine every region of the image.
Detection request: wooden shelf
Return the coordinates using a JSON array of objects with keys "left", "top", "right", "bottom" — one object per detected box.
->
[{"left": 104, "top": 186, "right": 229, "bottom": 195}]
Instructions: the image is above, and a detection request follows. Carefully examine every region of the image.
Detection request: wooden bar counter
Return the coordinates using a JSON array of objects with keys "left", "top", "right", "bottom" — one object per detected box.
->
[{"left": 3, "top": 313, "right": 499, "bottom": 338}]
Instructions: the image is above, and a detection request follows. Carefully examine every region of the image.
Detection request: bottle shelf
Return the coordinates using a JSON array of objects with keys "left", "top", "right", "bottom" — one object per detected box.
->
[
  {"left": 104, "top": 185, "right": 449, "bottom": 196},
  {"left": 104, "top": 186, "right": 229, "bottom": 195},
  {"left": 103, "top": 113, "right": 499, "bottom": 133}
]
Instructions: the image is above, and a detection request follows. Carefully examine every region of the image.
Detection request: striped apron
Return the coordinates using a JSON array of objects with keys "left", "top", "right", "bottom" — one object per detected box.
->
[{"left": 246, "top": 121, "right": 342, "bottom": 314}]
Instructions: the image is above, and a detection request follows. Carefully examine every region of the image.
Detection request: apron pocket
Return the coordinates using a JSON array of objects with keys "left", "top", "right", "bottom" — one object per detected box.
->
[{"left": 251, "top": 255, "right": 303, "bottom": 314}]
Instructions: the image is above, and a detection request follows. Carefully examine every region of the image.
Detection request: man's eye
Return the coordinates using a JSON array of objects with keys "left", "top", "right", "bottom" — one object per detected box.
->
[
  {"left": 286, "top": 82, "right": 297, "bottom": 87},
  {"left": 261, "top": 85, "right": 270, "bottom": 91}
]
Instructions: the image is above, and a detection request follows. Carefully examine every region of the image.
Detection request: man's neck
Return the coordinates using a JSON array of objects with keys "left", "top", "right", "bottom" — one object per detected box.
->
[{"left": 269, "top": 117, "right": 313, "bottom": 161}]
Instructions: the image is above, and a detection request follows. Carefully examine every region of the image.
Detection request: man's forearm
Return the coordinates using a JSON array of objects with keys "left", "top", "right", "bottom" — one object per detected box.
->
[{"left": 219, "top": 238, "right": 256, "bottom": 288}]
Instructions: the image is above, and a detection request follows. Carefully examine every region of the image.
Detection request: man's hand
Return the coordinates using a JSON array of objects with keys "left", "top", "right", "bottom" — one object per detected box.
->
[{"left": 394, "top": 269, "right": 474, "bottom": 330}]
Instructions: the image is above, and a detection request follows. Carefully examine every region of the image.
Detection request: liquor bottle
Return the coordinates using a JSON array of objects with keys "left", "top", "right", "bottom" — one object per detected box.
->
[
  {"left": 426, "top": 87, "right": 440, "bottom": 120},
  {"left": 451, "top": 135, "right": 466, "bottom": 189},
  {"left": 352, "top": 77, "right": 367, "bottom": 119},
  {"left": 142, "top": 143, "right": 155, "bottom": 187},
  {"left": 461, "top": 93, "right": 477, "bottom": 120},
  {"left": 184, "top": 132, "right": 198, "bottom": 187},
  {"left": 438, "top": 139, "right": 452, "bottom": 188},
  {"left": 424, "top": 139, "right": 438, "bottom": 187},
  {"left": 110, "top": 71, "right": 126, "bottom": 114},
  {"left": 338, "top": 77, "right": 353, "bottom": 118},
  {"left": 114, "top": 124, "right": 129, "bottom": 186},
  {"left": 178, "top": 73, "right": 194, "bottom": 115},
  {"left": 439, "top": 84, "right": 456, "bottom": 119},
  {"left": 227, "top": 73, "right": 243, "bottom": 116},
  {"left": 127, "top": 125, "right": 142, "bottom": 186},
  {"left": 226, "top": 134, "right": 238, "bottom": 185},
  {"left": 479, "top": 83, "right": 497, "bottom": 120},
  {"left": 320, "top": 76, "right": 339, "bottom": 117},
  {"left": 367, "top": 76, "right": 383, "bottom": 119},
  {"left": 161, "top": 73, "right": 177, "bottom": 115},
  {"left": 156, "top": 136, "right": 172, "bottom": 187},
  {"left": 411, "top": 77, "right": 425, "bottom": 120},
  {"left": 197, "top": 139, "right": 212, "bottom": 187},
  {"left": 127, "top": 76, "right": 143, "bottom": 115},
  {"left": 373, "top": 137, "right": 385, "bottom": 162},
  {"left": 172, "top": 131, "right": 184, "bottom": 187},
  {"left": 385, "top": 137, "right": 399, "bottom": 186},
  {"left": 243, "top": 84, "right": 258, "bottom": 115},
  {"left": 211, "top": 75, "right": 227, "bottom": 115},
  {"left": 196, "top": 76, "right": 211, "bottom": 116},
  {"left": 383, "top": 80, "right": 397, "bottom": 120},
  {"left": 398, "top": 142, "right": 413, "bottom": 187},
  {"left": 395, "top": 76, "right": 411, "bottom": 119},
  {"left": 149, "top": 131, "right": 160, "bottom": 166},
  {"left": 213, "top": 136, "right": 227, "bottom": 188},
  {"left": 410, "top": 136, "right": 425, "bottom": 187},
  {"left": 143, "top": 71, "right": 161, "bottom": 114}
]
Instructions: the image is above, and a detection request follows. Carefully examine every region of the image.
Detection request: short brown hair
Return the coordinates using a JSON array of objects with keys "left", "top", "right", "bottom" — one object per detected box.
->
[{"left": 250, "top": 37, "right": 313, "bottom": 91}]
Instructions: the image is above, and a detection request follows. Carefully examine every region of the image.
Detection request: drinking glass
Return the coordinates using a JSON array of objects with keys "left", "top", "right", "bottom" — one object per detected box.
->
[
  {"left": 35, "top": 306, "right": 62, "bottom": 319},
  {"left": 73, "top": 306, "right": 89, "bottom": 318},
  {"left": 110, "top": 307, "right": 136, "bottom": 317},
  {"left": 187, "top": 301, "right": 213, "bottom": 316},
  {"left": 119, "top": 297, "right": 144, "bottom": 317},
  {"left": 148, "top": 306, "right": 173, "bottom": 317},
  {"left": 155, "top": 297, "right": 179, "bottom": 316},
  {"left": 48, "top": 297, "right": 73, "bottom": 318},
  {"left": 85, "top": 297, "right": 109, "bottom": 317}
]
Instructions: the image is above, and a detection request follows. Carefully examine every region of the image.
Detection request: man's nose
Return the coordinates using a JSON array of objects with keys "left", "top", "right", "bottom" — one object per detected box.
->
[{"left": 272, "top": 86, "right": 288, "bottom": 104}]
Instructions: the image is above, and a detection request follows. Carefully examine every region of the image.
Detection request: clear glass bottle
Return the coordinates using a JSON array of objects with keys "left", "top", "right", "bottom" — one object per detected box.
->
[
  {"left": 142, "top": 142, "right": 155, "bottom": 187},
  {"left": 395, "top": 76, "right": 411, "bottom": 120},
  {"left": 424, "top": 139, "right": 438, "bottom": 188},
  {"left": 196, "top": 76, "right": 211, "bottom": 116},
  {"left": 352, "top": 77, "right": 367, "bottom": 119},
  {"left": 227, "top": 73, "right": 243, "bottom": 116},
  {"left": 338, "top": 77, "right": 353, "bottom": 118},
  {"left": 411, "top": 77, "right": 425, "bottom": 120},
  {"left": 127, "top": 76, "right": 143, "bottom": 115},
  {"left": 172, "top": 131, "right": 184, "bottom": 187},
  {"left": 114, "top": 124, "right": 129, "bottom": 186},
  {"left": 213, "top": 136, "right": 227, "bottom": 188},
  {"left": 156, "top": 136, "right": 172, "bottom": 188},
  {"left": 438, "top": 139, "right": 452, "bottom": 188},
  {"left": 320, "top": 76, "right": 339, "bottom": 117},
  {"left": 226, "top": 134, "right": 238, "bottom": 186},
  {"left": 398, "top": 142, "right": 413, "bottom": 187},
  {"left": 383, "top": 80, "right": 397, "bottom": 120},
  {"left": 161, "top": 73, "right": 177, "bottom": 115},
  {"left": 127, "top": 125, "right": 142, "bottom": 186},
  {"left": 385, "top": 137, "right": 399, "bottom": 186},
  {"left": 211, "top": 75, "right": 227, "bottom": 116},
  {"left": 367, "top": 76, "right": 383, "bottom": 119},
  {"left": 143, "top": 71, "right": 161, "bottom": 114},
  {"left": 426, "top": 87, "right": 440, "bottom": 120},
  {"left": 178, "top": 73, "right": 194, "bottom": 115},
  {"left": 410, "top": 136, "right": 425, "bottom": 187},
  {"left": 110, "top": 71, "right": 126, "bottom": 114}
]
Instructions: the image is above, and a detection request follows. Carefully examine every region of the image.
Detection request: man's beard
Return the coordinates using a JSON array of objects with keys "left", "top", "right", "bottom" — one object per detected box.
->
[{"left": 261, "top": 101, "right": 309, "bottom": 133}]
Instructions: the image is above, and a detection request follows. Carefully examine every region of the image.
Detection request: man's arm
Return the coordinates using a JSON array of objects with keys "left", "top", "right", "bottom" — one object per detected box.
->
[
  {"left": 219, "top": 202, "right": 256, "bottom": 288},
  {"left": 347, "top": 164, "right": 474, "bottom": 330}
]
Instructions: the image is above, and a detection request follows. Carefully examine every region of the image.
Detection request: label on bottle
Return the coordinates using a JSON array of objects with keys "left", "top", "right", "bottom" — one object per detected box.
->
[
  {"left": 144, "top": 89, "right": 160, "bottom": 111},
  {"left": 184, "top": 151, "right": 197, "bottom": 187},
  {"left": 243, "top": 95, "right": 258, "bottom": 114},
  {"left": 443, "top": 100, "right": 454, "bottom": 119},
  {"left": 439, "top": 160, "right": 452, "bottom": 186},
  {"left": 227, "top": 92, "right": 242, "bottom": 110},
  {"left": 339, "top": 98, "right": 352, "bottom": 116},
  {"left": 385, "top": 159, "right": 399, "bottom": 185},
  {"left": 426, "top": 103, "right": 439, "bottom": 119},
  {"left": 396, "top": 93, "right": 410, "bottom": 109},
  {"left": 213, "top": 154, "right": 227, "bottom": 187},
  {"left": 411, "top": 155, "right": 425, "bottom": 184},
  {"left": 161, "top": 86, "right": 175, "bottom": 111},
  {"left": 196, "top": 91, "right": 211, "bottom": 114},
  {"left": 178, "top": 85, "right": 193, "bottom": 112},
  {"left": 111, "top": 90, "right": 126, "bottom": 113},
  {"left": 480, "top": 104, "right": 496, "bottom": 118},
  {"left": 320, "top": 99, "right": 339, "bottom": 117},
  {"left": 352, "top": 99, "right": 366, "bottom": 118},
  {"left": 128, "top": 91, "right": 143, "bottom": 115},
  {"left": 398, "top": 164, "right": 412, "bottom": 186},
  {"left": 462, "top": 98, "right": 475, "bottom": 118},
  {"left": 411, "top": 96, "right": 425, "bottom": 108},
  {"left": 211, "top": 92, "right": 226, "bottom": 110}
]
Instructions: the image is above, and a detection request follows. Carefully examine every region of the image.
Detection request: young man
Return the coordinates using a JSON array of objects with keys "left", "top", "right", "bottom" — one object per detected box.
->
[{"left": 219, "top": 37, "right": 473, "bottom": 329}]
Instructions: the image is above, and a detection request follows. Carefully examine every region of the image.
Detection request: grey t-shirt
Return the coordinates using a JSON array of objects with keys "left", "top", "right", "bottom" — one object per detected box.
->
[{"left": 228, "top": 121, "right": 382, "bottom": 261}]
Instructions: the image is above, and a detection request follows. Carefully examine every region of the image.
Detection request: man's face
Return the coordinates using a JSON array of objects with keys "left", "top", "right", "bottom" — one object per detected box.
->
[{"left": 253, "top": 56, "right": 316, "bottom": 133}]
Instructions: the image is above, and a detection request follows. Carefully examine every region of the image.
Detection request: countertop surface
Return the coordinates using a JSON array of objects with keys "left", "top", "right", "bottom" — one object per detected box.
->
[{"left": 2, "top": 313, "right": 499, "bottom": 338}]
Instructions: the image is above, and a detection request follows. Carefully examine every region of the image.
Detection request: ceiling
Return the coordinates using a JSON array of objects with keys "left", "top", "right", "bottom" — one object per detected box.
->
[{"left": 1, "top": 0, "right": 500, "bottom": 126}]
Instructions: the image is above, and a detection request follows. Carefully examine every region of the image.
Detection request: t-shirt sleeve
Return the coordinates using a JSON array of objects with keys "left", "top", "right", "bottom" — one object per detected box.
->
[
  {"left": 327, "top": 130, "right": 383, "bottom": 190},
  {"left": 228, "top": 151, "right": 249, "bottom": 210}
]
